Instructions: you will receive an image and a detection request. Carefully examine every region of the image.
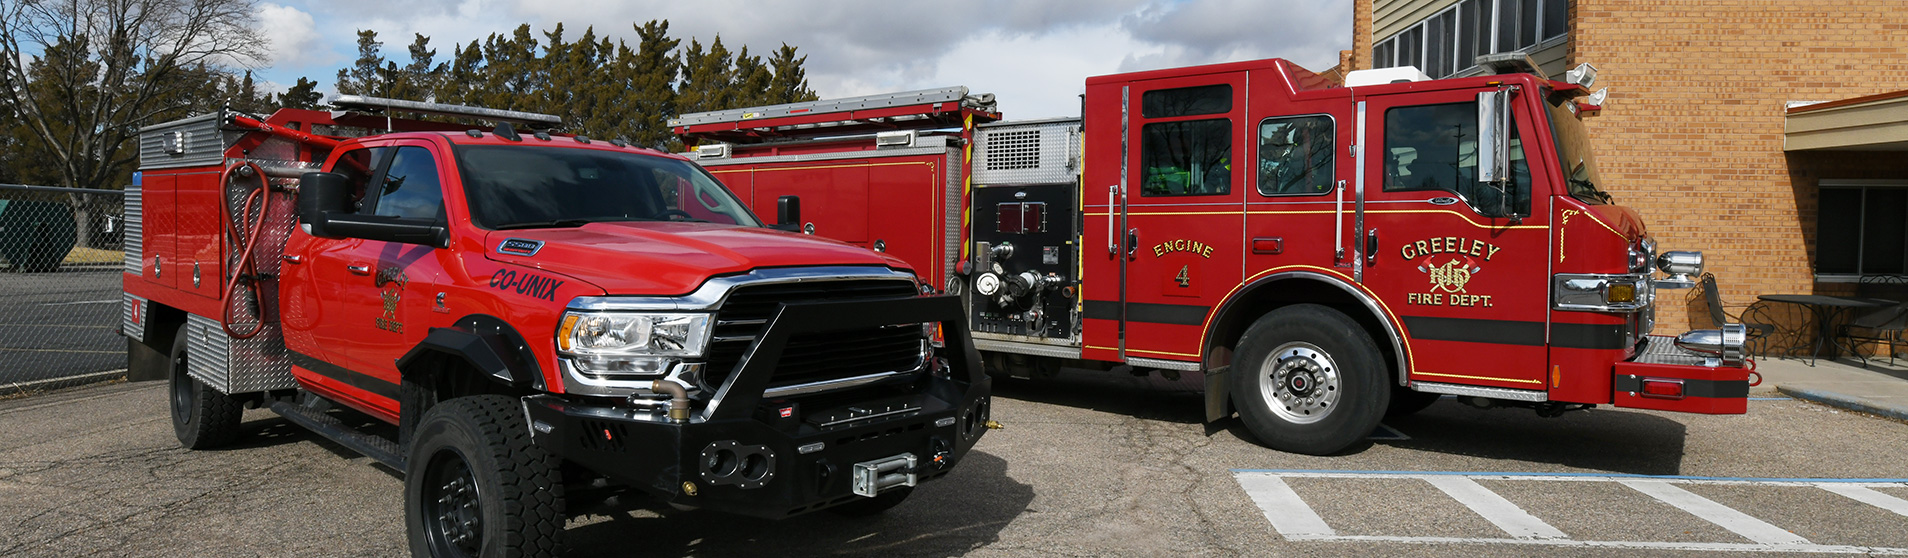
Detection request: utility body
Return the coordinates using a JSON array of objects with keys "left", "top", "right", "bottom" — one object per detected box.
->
[
  {"left": 122, "top": 96, "right": 990, "bottom": 557},
  {"left": 674, "top": 57, "right": 1749, "bottom": 455}
]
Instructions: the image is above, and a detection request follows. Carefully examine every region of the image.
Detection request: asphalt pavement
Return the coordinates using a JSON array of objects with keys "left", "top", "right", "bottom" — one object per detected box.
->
[{"left": 4, "top": 368, "right": 1907, "bottom": 557}]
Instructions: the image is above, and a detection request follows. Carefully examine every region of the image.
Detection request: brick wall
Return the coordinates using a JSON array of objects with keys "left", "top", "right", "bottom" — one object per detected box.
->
[
  {"left": 1570, "top": 0, "right": 1908, "bottom": 333},
  {"left": 1353, "top": 0, "right": 1375, "bottom": 71}
]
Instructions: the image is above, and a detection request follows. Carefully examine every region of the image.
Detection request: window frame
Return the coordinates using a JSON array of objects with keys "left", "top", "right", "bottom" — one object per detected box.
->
[
  {"left": 1373, "top": 0, "right": 1569, "bottom": 78},
  {"left": 1254, "top": 113, "right": 1338, "bottom": 198},
  {"left": 1815, "top": 179, "right": 1908, "bottom": 282},
  {"left": 1379, "top": 100, "right": 1533, "bottom": 218},
  {"left": 368, "top": 144, "right": 448, "bottom": 221},
  {"left": 1137, "top": 117, "right": 1235, "bottom": 198}
]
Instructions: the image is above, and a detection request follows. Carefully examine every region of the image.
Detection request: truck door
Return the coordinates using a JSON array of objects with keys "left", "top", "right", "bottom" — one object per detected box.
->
[
  {"left": 1102, "top": 74, "right": 1248, "bottom": 364},
  {"left": 1357, "top": 89, "right": 1551, "bottom": 390},
  {"left": 284, "top": 146, "right": 386, "bottom": 366},
  {"left": 346, "top": 141, "right": 450, "bottom": 385}
]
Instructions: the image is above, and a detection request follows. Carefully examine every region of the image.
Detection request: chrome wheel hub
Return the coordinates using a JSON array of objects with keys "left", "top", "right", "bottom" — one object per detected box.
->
[{"left": 1257, "top": 342, "right": 1341, "bottom": 425}]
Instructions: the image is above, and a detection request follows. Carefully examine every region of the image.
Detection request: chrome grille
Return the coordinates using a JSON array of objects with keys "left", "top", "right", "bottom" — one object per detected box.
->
[{"left": 705, "top": 279, "right": 922, "bottom": 391}]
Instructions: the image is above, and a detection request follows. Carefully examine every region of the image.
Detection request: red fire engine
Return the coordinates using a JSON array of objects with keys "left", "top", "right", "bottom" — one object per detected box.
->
[
  {"left": 674, "top": 56, "right": 1750, "bottom": 455},
  {"left": 121, "top": 96, "right": 991, "bottom": 556}
]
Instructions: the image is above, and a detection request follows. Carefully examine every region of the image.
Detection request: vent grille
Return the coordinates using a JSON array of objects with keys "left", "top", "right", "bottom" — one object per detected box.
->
[
  {"left": 705, "top": 280, "right": 922, "bottom": 391},
  {"left": 983, "top": 129, "right": 1041, "bottom": 171}
]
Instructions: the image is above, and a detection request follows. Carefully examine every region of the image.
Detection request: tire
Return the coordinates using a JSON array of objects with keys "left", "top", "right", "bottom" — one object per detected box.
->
[
  {"left": 405, "top": 395, "right": 564, "bottom": 558},
  {"left": 1386, "top": 387, "right": 1444, "bottom": 418},
  {"left": 1229, "top": 304, "right": 1390, "bottom": 455},
  {"left": 827, "top": 486, "right": 914, "bottom": 517},
  {"left": 168, "top": 325, "right": 243, "bottom": 449}
]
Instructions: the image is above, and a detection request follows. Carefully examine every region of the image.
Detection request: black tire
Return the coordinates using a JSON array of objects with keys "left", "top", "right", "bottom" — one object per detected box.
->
[
  {"left": 405, "top": 395, "right": 564, "bottom": 558},
  {"left": 827, "top": 486, "right": 914, "bottom": 517},
  {"left": 1229, "top": 304, "right": 1389, "bottom": 455},
  {"left": 1386, "top": 387, "right": 1443, "bottom": 418},
  {"left": 168, "top": 325, "right": 243, "bottom": 449}
]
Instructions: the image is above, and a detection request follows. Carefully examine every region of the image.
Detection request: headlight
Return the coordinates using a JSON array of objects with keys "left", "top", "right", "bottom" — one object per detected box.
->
[{"left": 557, "top": 311, "right": 712, "bottom": 375}]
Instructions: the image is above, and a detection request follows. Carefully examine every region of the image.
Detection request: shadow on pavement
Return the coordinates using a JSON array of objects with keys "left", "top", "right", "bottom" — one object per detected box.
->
[
  {"left": 563, "top": 450, "right": 1034, "bottom": 557},
  {"left": 988, "top": 368, "right": 1206, "bottom": 425},
  {"left": 1374, "top": 401, "right": 1689, "bottom": 475}
]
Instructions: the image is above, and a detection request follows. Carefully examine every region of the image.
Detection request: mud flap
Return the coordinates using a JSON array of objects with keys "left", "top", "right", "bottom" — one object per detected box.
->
[
  {"left": 1204, "top": 364, "right": 1231, "bottom": 424},
  {"left": 1611, "top": 360, "right": 1749, "bottom": 414}
]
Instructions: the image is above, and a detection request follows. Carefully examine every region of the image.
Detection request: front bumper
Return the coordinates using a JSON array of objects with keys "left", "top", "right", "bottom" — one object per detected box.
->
[
  {"left": 1612, "top": 335, "right": 1749, "bottom": 414},
  {"left": 524, "top": 294, "right": 991, "bottom": 518}
]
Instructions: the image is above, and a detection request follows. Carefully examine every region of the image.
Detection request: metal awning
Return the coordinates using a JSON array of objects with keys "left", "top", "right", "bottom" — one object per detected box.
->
[{"left": 1785, "top": 90, "right": 1908, "bottom": 151}]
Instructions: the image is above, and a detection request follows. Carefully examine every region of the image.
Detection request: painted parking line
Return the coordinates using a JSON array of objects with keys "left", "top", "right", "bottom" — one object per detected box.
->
[{"left": 1233, "top": 470, "right": 1908, "bottom": 554}]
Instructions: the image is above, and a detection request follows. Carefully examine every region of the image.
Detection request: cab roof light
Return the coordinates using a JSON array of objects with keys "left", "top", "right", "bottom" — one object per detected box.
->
[{"left": 494, "top": 122, "right": 522, "bottom": 142}]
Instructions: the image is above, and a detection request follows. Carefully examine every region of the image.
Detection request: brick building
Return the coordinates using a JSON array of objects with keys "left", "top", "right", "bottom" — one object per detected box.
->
[{"left": 1350, "top": 0, "right": 1908, "bottom": 338}]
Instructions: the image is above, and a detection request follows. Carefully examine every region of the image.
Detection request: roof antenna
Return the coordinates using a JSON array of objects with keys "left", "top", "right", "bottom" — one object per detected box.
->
[{"left": 494, "top": 122, "right": 522, "bottom": 142}]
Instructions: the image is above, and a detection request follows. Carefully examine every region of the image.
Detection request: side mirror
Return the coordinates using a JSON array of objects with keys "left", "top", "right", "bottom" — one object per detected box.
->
[
  {"left": 297, "top": 172, "right": 351, "bottom": 238},
  {"left": 775, "top": 195, "right": 803, "bottom": 232},
  {"left": 1476, "top": 89, "right": 1512, "bottom": 184}
]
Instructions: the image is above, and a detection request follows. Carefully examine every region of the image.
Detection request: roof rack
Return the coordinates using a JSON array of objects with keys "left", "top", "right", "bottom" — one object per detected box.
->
[
  {"left": 330, "top": 95, "right": 562, "bottom": 129},
  {"left": 671, "top": 86, "right": 1001, "bottom": 144}
]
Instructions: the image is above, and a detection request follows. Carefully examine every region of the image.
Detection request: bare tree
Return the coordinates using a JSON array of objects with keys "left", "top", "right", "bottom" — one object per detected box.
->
[{"left": 0, "top": 0, "right": 264, "bottom": 194}]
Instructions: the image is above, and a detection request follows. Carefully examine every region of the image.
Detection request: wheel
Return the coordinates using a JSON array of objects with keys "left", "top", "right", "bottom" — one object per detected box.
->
[
  {"left": 827, "top": 486, "right": 914, "bottom": 517},
  {"left": 1386, "top": 387, "right": 1443, "bottom": 418},
  {"left": 168, "top": 325, "right": 242, "bottom": 448},
  {"left": 1229, "top": 304, "right": 1389, "bottom": 455},
  {"left": 405, "top": 395, "right": 564, "bottom": 558}
]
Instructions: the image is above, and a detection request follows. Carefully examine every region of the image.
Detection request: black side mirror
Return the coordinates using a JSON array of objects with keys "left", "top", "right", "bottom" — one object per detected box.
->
[
  {"left": 775, "top": 195, "right": 803, "bottom": 232},
  {"left": 298, "top": 172, "right": 351, "bottom": 238}
]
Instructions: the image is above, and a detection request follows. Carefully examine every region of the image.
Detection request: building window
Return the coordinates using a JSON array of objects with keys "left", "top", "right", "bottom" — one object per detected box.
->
[
  {"left": 1374, "top": 0, "right": 1569, "bottom": 79},
  {"left": 1817, "top": 181, "right": 1908, "bottom": 277}
]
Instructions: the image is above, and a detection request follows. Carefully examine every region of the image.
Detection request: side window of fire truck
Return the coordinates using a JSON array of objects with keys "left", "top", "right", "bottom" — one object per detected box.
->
[
  {"left": 372, "top": 146, "right": 446, "bottom": 221},
  {"left": 331, "top": 147, "right": 388, "bottom": 212},
  {"left": 1381, "top": 102, "right": 1531, "bottom": 217},
  {"left": 1140, "top": 84, "right": 1232, "bottom": 197},
  {"left": 1256, "top": 115, "right": 1335, "bottom": 196}
]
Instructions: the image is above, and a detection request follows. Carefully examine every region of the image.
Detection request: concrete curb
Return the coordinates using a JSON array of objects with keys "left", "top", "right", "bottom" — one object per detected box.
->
[
  {"left": 1777, "top": 384, "right": 1908, "bottom": 423},
  {"left": 2, "top": 369, "right": 129, "bottom": 396}
]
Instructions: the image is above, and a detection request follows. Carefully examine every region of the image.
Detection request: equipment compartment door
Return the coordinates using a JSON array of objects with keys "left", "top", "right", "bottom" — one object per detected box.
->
[
  {"left": 1088, "top": 73, "right": 1247, "bottom": 365},
  {"left": 1357, "top": 89, "right": 1553, "bottom": 390}
]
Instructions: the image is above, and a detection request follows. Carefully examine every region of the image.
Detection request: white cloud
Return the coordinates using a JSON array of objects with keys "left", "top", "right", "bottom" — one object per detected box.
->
[
  {"left": 258, "top": 0, "right": 1350, "bottom": 118},
  {"left": 256, "top": 3, "right": 328, "bottom": 68}
]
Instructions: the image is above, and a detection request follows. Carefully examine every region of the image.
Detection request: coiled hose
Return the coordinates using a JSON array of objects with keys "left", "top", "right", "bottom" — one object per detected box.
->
[{"left": 219, "top": 161, "right": 272, "bottom": 339}]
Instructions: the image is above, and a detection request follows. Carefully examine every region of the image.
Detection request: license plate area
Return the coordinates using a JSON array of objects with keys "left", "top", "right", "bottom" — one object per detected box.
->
[{"left": 852, "top": 453, "right": 917, "bottom": 497}]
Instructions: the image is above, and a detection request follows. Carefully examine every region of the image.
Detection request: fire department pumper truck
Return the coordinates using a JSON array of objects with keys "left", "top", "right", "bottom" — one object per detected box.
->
[
  {"left": 119, "top": 95, "right": 991, "bottom": 556},
  {"left": 673, "top": 55, "right": 1752, "bottom": 456}
]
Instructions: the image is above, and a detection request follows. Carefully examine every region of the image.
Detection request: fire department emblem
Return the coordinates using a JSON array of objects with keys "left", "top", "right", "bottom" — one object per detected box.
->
[
  {"left": 1422, "top": 258, "right": 1480, "bottom": 293},
  {"left": 376, "top": 266, "right": 407, "bottom": 333}
]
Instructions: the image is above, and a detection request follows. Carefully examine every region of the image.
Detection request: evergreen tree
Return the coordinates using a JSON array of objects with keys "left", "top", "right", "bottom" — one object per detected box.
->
[
  {"left": 391, "top": 34, "right": 444, "bottom": 101},
  {"left": 676, "top": 36, "right": 734, "bottom": 115},
  {"left": 434, "top": 41, "right": 485, "bottom": 106},
  {"left": 765, "top": 44, "right": 820, "bottom": 105},
  {"left": 619, "top": 20, "right": 681, "bottom": 148},
  {"left": 277, "top": 77, "right": 324, "bottom": 109},
  {"left": 731, "top": 46, "right": 773, "bottom": 107},
  {"left": 335, "top": 30, "right": 387, "bottom": 96}
]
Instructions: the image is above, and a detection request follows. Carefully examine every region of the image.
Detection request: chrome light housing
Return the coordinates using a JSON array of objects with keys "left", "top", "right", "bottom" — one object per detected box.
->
[
  {"left": 557, "top": 311, "right": 712, "bottom": 376},
  {"left": 1553, "top": 273, "right": 1653, "bottom": 312},
  {"left": 1674, "top": 323, "right": 1747, "bottom": 367},
  {"left": 1654, "top": 251, "right": 1703, "bottom": 289}
]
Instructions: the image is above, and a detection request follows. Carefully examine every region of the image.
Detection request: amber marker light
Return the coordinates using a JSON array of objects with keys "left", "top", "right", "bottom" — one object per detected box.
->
[
  {"left": 1607, "top": 283, "right": 1637, "bottom": 303},
  {"left": 557, "top": 314, "right": 580, "bottom": 351}
]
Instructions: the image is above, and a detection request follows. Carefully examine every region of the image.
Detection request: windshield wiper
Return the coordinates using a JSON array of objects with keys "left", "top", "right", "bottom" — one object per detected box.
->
[
  {"left": 491, "top": 219, "right": 593, "bottom": 230},
  {"left": 1568, "top": 178, "right": 1614, "bottom": 204}
]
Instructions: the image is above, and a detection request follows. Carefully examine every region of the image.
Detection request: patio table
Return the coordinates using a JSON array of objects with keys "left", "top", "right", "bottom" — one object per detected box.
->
[{"left": 1756, "top": 294, "right": 1888, "bottom": 366}]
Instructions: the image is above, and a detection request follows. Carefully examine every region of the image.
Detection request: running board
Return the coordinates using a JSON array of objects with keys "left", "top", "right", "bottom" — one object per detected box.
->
[{"left": 269, "top": 401, "right": 407, "bottom": 471}]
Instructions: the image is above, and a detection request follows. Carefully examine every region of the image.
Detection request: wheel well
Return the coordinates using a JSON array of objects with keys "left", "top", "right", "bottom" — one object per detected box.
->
[
  {"left": 144, "top": 302, "right": 188, "bottom": 348},
  {"left": 1207, "top": 277, "right": 1403, "bottom": 384}
]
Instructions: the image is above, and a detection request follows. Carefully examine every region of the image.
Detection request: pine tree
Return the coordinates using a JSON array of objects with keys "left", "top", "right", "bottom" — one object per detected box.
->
[
  {"left": 335, "top": 30, "right": 387, "bottom": 96},
  {"left": 277, "top": 77, "right": 324, "bottom": 109},
  {"left": 766, "top": 44, "right": 820, "bottom": 105},
  {"left": 676, "top": 36, "right": 734, "bottom": 115},
  {"left": 434, "top": 41, "right": 484, "bottom": 106},
  {"left": 620, "top": 20, "right": 680, "bottom": 148},
  {"left": 390, "top": 34, "right": 443, "bottom": 101},
  {"left": 731, "top": 46, "right": 773, "bottom": 107}
]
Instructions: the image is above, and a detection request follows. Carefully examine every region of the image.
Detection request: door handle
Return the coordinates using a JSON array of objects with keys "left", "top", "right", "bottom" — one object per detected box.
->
[
  {"left": 282, "top": 254, "right": 304, "bottom": 265},
  {"left": 347, "top": 264, "right": 371, "bottom": 276},
  {"left": 1364, "top": 229, "right": 1379, "bottom": 267},
  {"left": 1126, "top": 228, "right": 1140, "bottom": 257},
  {"left": 1107, "top": 186, "right": 1119, "bottom": 255},
  {"left": 1252, "top": 237, "right": 1283, "bottom": 255}
]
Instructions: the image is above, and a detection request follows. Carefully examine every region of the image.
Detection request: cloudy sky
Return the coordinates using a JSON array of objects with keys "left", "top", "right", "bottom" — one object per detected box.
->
[{"left": 252, "top": 0, "right": 1352, "bottom": 120}]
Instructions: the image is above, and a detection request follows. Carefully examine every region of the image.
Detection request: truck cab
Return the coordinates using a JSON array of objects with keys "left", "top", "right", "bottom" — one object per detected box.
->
[{"left": 125, "top": 97, "right": 991, "bottom": 557}]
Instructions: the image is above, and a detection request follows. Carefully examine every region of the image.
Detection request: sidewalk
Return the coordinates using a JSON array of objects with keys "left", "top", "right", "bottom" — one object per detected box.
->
[{"left": 1753, "top": 353, "right": 1908, "bottom": 422}]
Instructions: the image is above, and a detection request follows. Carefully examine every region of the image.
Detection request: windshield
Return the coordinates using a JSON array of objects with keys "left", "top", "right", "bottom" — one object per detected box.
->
[
  {"left": 455, "top": 145, "right": 762, "bottom": 230},
  {"left": 1545, "top": 97, "right": 1610, "bottom": 205}
]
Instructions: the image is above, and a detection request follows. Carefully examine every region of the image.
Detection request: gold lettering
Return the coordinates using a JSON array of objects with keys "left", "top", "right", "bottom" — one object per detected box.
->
[
  {"left": 1487, "top": 244, "right": 1502, "bottom": 260},
  {"left": 1415, "top": 240, "right": 1429, "bottom": 258},
  {"left": 1154, "top": 245, "right": 1165, "bottom": 257},
  {"left": 1470, "top": 239, "right": 1485, "bottom": 257},
  {"left": 1429, "top": 237, "right": 1442, "bottom": 253},
  {"left": 1201, "top": 244, "right": 1213, "bottom": 258}
]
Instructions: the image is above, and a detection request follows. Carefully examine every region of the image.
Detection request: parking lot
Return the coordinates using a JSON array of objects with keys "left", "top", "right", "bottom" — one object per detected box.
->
[
  {"left": 0, "top": 269, "right": 124, "bottom": 385},
  {"left": 3, "top": 367, "right": 1907, "bottom": 557}
]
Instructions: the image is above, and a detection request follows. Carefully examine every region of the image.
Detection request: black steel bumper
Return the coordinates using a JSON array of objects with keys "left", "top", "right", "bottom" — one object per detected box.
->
[{"left": 522, "top": 295, "right": 990, "bottom": 519}]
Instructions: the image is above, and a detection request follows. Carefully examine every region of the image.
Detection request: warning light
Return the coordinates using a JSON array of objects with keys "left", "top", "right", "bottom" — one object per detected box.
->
[
  {"left": 779, "top": 407, "right": 794, "bottom": 419},
  {"left": 1640, "top": 379, "right": 1685, "bottom": 400},
  {"left": 602, "top": 429, "right": 613, "bottom": 441}
]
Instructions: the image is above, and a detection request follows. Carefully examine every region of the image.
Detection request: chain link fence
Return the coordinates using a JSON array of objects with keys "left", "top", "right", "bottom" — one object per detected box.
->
[{"left": 0, "top": 183, "right": 128, "bottom": 388}]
